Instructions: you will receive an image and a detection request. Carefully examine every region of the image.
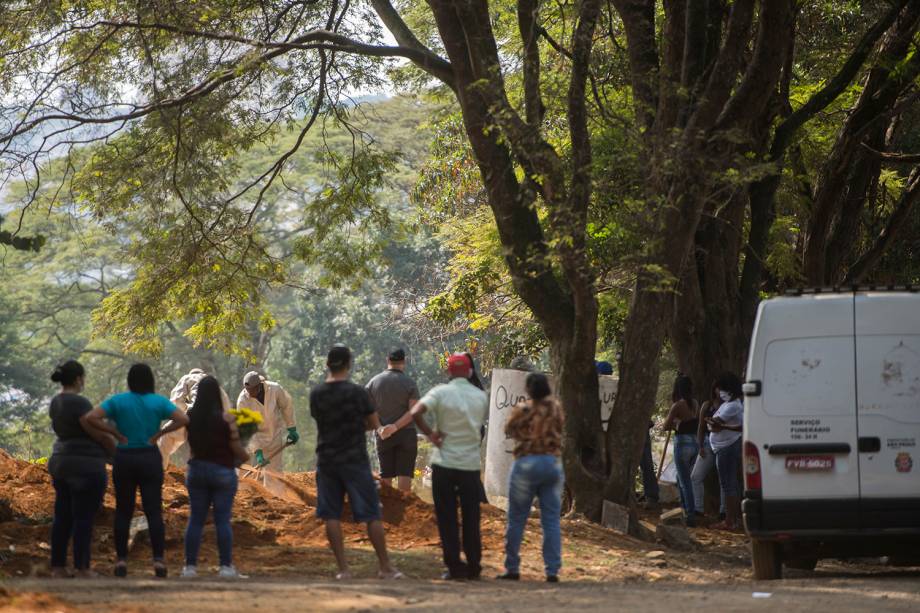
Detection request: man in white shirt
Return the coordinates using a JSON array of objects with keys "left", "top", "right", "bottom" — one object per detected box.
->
[{"left": 382, "top": 353, "right": 488, "bottom": 580}]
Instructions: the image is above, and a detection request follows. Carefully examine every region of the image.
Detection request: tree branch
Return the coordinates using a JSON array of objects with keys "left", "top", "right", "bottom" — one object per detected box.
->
[
  {"left": 772, "top": 0, "right": 910, "bottom": 156},
  {"left": 369, "top": 0, "right": 456, "bottom": 86},
  {"left": 713, "top": 0, "right": 796, "bottom": 131},
  {"left": 518, "top": 0, "right": 545, "bottom": 126},
  {"left": 611, "top": 0, "right": 658, "bottom": 131},
  {"left": 862, "top": 144, "right": 920, "bottom": 164},
  {"left": 690, "top": 0, "right": 755, "bottom": 130},
  {"left": 844, "top": 166, "right": 920, "bottom": 284},
  {"left": 0, "top": 24, "right": 449, "bottom": 148}
]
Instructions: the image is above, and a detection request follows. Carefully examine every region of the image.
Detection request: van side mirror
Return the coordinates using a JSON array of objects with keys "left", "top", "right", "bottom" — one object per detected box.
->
[{"left": 743, "top": 380, "right": 762, "bottom": 397}]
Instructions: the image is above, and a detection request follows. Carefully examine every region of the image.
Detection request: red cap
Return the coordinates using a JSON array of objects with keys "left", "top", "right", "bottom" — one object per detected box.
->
[{"left": 447, "top": 353, "right": 472, "bottom": 377}]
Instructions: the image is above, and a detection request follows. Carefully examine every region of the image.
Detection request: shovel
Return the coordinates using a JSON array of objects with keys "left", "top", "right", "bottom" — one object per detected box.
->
[{"left": 239, "top": 442, "right": 293, "bottom": 480}]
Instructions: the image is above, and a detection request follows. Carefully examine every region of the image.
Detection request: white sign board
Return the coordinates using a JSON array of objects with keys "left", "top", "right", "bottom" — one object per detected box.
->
[{"left": 483, "top": 369, "right": 618, "bottom": 499}]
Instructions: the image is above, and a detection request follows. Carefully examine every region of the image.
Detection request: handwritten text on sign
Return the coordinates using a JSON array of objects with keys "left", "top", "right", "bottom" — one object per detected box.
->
[{"left": 483, "top": 369, "right": 618, "bottom": 498}]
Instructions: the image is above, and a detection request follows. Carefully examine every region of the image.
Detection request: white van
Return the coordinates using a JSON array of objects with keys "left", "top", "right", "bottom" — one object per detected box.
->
[{"left": 742, "top": 289, "right": 920, "bottom": 580}]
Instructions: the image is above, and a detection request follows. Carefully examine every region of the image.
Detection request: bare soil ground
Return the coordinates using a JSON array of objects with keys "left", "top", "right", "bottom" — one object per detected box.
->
[{"left": 1, "top": 449, "right": 917, "bottom": 611}]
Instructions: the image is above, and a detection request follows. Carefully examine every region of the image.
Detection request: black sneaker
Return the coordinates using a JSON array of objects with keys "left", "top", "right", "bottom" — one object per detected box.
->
[
  {"left": 546, "top": 576, "right": 560, "bottom": 583},
  {"left": 496, "top": 571, "right": 520, "bottom": 581},
  {"left": 113, "top": 563, "right": 127, "bottom": 578}
]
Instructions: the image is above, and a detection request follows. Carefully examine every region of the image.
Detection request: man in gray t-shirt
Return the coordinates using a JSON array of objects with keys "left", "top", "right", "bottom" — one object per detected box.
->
[{"left": 365, "top": 348, "right": 420, "bottom": 491}]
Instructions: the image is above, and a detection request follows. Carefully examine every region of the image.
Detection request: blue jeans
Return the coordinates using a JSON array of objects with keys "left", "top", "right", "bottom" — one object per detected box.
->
[
  {"left": 51, "top": 468, "right": 107, "bottom": 569},
  {"left": 715, "top": 437, "right": 743, "bottom": 498},
  {"left": 640, "top": 431, "right": 659, "bottom": 502},
  {"left": 691, "top": 436, "right": 725, "bottom": 514},
  {"left": 673, "top": 434, "right": 698, "bottom": 518},
  {"left": 185, "top": 460, "right": 238, "bottom": 567},
  {"left": 504, "top": 455, "right": 564, "bottom": 577}
]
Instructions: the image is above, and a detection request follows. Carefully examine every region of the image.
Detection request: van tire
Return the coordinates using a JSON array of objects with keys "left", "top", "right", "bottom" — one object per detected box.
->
[{"left": 752, "top": 539, "right": 782, "bottom": 580}]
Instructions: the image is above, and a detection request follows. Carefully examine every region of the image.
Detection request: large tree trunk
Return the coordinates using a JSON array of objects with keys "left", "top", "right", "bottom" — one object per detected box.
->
[
  {"left": 671, "top": 191, "right": 748, "bottom": 391},
  {"left": 424, "top": 0, "right": 607, "bottom": 517},
  {"left": 603, "top": 180, "right": 708, "bottom": 507},
  {"left": 602, "top": 280, "right": 669, "bottom": 507},
  {"left": 554, "top": 331, "right": 605, "bottom": 518}
]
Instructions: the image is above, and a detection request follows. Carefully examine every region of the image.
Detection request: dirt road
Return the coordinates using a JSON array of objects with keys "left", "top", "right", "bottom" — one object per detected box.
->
[
  {"left": 2, "top": 449, "right": 918, "bottom": 611},
  {"left": 4, "top": 569, "right": 920, "bottom": 613}
]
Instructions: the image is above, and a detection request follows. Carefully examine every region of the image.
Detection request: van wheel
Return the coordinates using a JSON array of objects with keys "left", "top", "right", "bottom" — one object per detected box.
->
[{"left": 752, "top": 539, "right": 782, "bottom": 580}]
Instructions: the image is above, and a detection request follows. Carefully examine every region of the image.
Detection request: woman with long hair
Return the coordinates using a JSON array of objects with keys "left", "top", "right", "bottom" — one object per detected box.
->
[
  {"left": 48, "top": 360, "right": 114, "bottom": 578},
  {"left": 82, "top": 363, "right": 188, "bottom": 578},
  {"left": 691, "top": 381, "right": 725, "bottom": 520},
  {"left": 661, "top": 374, "right": 699, "bottom": 526},
  {"left": 498, "top": 372, "right": 565, "bottom": 583},
  {"left": 182, "top": 376, "right": 249, "bottom": 578},
  {"left": 463, "top": 351, "right": 485, "bottom": 390}
]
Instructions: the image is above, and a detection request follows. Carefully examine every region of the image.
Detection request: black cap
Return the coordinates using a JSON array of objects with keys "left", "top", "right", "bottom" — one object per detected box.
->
[
  {"left": 327, "top": 344, "right": 352, "bottom": 370},
  {"left": 388, "top": 348, "right": 406, "bottom": 362}
]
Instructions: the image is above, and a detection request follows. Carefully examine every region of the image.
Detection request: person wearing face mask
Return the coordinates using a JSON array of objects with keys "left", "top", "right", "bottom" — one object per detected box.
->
[
  {"left": 707, "top": 372, "right": 744, "bottom": 530},
  {"left": 237, "top": 372, "right": 298, "bottom": 476}
]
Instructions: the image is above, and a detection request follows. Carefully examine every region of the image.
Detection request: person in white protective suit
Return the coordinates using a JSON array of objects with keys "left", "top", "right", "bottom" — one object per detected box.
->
[
  {"left": 159, "top": 368, "right": 231, "bottom": 469},
  {"left": 237, "top": 371, "right": 298, "bottom": 476}
]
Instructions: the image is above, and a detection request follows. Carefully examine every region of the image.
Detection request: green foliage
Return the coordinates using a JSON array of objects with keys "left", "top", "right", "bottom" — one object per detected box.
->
[{"left": 0, "top": 97, "right": 466, "bottom": 468}]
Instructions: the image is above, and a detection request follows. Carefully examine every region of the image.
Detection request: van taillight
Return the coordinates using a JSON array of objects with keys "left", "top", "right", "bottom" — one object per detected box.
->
[{"left": 744, "top": 441, "right": 762, "bottom": 490}]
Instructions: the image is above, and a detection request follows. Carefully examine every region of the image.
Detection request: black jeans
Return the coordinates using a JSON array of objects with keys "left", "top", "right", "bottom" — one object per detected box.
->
[
  {"left": 113, "top": 447, "right": 165, "bottom": 560},
  {"left": 50, "top": 467, "right": 107, "bottom": 569},
  {"left": 431, "top": 464, "right": 482, "bottom": 578}
]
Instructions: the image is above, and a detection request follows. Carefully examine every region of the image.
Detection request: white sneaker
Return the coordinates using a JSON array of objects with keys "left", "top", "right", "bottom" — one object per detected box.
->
[
  {"left": 180, "top": 565, "right": 197, "bottom": 578},
  {"left": 218, "top": 565, "right": 246, "bottom": 579}
]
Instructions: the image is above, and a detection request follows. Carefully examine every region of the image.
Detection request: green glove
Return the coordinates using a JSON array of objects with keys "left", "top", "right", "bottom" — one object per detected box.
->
[
  {"left": 286, "top": 427, "right": 300, "bottom": 445},
  {"left": 254, "top": 449, "right": 266, "bottom": 467}
]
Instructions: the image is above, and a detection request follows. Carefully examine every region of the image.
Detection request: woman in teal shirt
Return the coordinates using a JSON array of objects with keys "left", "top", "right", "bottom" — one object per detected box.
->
[{"left": 83, "top": 363, "right": 188, "bottom": 578}]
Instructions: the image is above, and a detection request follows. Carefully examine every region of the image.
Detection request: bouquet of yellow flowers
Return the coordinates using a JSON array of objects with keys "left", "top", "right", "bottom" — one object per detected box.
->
[{"left": 229, "top": 407, "right": 263, "bottom": 447}]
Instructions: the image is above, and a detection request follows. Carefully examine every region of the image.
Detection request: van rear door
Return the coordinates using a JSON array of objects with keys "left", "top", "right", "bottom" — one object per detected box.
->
[
  {"left": 744, "top": 294, "right": 859, "bottom": 531},
  {"left": 855, "top": 292, "right": 920, "bottom": 529},
  {"left": 749, "top": 295, "right": 859, "bottom": 530}
]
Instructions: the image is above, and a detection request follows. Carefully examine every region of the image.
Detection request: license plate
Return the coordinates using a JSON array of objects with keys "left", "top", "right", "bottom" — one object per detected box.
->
[{"left": 785, "top": 455, "right": 834, "bottom": 471}]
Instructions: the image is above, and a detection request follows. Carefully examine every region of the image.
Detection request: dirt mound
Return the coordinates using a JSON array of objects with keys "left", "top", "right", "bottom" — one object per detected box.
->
[
  {"left": 0, "top": 449, "right": 753, "bottom": 583},
  {"left": 0, "top": 449, "right": 505, "bottom": 576}
]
